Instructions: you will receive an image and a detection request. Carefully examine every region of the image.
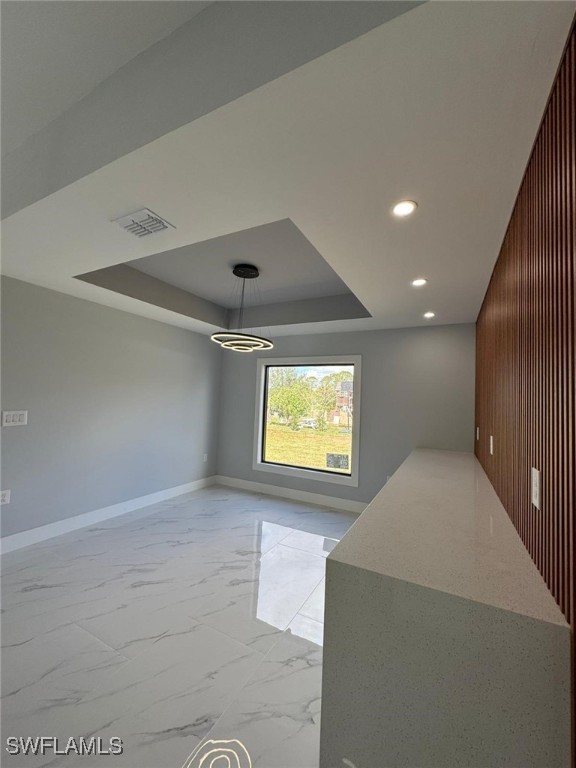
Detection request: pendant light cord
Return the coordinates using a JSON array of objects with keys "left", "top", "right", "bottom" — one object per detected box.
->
[{"left": 238, "top": 278, "right": 246, "bottom": 330}]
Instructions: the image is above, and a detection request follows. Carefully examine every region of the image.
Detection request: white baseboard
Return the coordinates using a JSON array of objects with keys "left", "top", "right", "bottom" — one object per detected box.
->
[
  {"left": 214, "top": 475, "right": 366, "bottom": 514},
  {"left": 1, "top": 476, "right": 216, "bottom": 555}
]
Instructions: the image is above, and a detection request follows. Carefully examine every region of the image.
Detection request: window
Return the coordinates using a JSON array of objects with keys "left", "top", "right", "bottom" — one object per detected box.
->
[{"left": 253, "top": 356, "right": 361, "bottom": 486}]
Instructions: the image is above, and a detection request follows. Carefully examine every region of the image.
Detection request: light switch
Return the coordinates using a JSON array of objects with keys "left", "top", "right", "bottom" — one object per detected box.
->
[{"left": 2, "top": 410, "right": 28, "bottom": 427}]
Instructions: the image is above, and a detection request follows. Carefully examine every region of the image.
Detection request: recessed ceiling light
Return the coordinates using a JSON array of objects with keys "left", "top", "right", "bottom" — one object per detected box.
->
[
  {"left": 411, "top": 278, "right": 427, "bottom": 287},
  {"left": 423, "top": 311, "right": 435, "bottom": 319},
  {"left": 392, "top": 200, "right": 418, "bottom": 217}
]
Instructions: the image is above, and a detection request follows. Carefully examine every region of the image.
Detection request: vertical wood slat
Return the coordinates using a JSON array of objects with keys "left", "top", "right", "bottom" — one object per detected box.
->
[{"left": 475, "top": 22, "right": 575, "bottom": 754}]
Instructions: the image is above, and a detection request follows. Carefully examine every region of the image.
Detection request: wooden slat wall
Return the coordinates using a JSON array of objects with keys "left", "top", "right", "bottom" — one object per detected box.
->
[{"left": 475, "top": 24, "right": 575, "bottom": 631}]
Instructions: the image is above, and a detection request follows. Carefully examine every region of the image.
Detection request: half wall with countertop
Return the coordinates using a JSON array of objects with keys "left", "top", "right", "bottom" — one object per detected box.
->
[{"left": 320, "top": 449, "right": 571, "bottom": 767}]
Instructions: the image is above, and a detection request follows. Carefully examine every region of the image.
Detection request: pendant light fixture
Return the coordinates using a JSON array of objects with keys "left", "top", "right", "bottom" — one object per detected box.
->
[{"left": 211, "top": 264, "right": 273, "bottom": 352}]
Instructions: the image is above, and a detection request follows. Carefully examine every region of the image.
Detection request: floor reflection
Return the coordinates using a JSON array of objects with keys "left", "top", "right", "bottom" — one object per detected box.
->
[{"left": 255, "top": 521, "right": 337, "bottom": 645}]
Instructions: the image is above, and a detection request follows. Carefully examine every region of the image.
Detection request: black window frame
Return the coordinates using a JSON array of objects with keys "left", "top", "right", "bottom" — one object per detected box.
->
[{"left": 260, "top": 362, "right": 355, "bottom": 478}]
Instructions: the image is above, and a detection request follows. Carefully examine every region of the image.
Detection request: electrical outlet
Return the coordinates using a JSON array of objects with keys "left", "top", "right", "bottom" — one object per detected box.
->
[
  {"left": 203, "top": 453, "right": 208, "bottom": 463},
  {"left": 0, "top": 490, "right": 11, "bottom": 505},
  {"left": 490, "top": 435, "right": 494, "bottom": 455},
  {"left": 531, "top": 467, "right": 541, "bottom": 510},
  {"left": 2, "top": 410, "right": 28, "bottom": 427}
]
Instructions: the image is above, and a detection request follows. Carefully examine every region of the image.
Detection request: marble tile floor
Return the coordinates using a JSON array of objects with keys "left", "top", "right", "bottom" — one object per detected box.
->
[{"left": 1, "top": 486, "right": 358, "bottom": 768}]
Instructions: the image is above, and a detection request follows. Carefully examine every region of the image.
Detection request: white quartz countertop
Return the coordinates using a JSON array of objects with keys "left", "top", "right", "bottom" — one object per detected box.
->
[{"left": 330, "top": 449, "right": 567, "bottom": 626}]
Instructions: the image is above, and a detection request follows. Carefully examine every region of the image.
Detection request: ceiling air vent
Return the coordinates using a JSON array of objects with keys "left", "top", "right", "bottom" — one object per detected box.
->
[{"left": 113, "top": 208, "right": 175, "bottom": 238}]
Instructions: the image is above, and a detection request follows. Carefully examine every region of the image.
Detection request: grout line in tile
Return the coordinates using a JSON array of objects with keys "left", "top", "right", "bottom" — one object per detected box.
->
[{"left": 70, "top": 621, "right": 132, "bottom": 662}]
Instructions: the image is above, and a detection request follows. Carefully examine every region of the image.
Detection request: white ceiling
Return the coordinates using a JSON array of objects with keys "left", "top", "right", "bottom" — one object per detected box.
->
[
  {"left": 0, "top": 0, "right": 210, "bottom": 156},
  {"left": 2, "top": 1, "right": 575, "bottom": 337}
]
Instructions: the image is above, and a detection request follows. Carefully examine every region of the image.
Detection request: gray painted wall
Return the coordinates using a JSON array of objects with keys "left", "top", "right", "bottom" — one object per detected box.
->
[
  {"left": 217, "top": 324, "right": 476, "bottom": 503},
  {"left": 0, "top": 277, "right": 222, "bottom": 537},
  {"left": 1, "top": 279, "right": 475, "bottom": 536}
]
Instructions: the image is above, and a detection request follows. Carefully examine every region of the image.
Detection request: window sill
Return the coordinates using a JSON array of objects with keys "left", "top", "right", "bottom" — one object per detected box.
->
[{"left": 253, "top": 460, "right": 359, "bottom": 487}]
